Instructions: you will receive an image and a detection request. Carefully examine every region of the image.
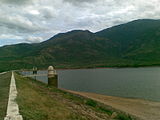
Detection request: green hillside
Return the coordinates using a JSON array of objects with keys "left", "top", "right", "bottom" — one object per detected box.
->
[{"left": 1, "top": 19, "right": 160, "bottom": 71}]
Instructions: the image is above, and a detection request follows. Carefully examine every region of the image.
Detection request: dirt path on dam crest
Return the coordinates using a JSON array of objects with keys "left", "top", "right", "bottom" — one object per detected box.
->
[{"left": 64, "top": 90, "right": 160, "bottom": 120}]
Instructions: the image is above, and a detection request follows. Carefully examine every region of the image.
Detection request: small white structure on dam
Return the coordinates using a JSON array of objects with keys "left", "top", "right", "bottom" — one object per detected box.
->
[{"left": 48, "top": 66, "right": 58, "bottom": 87}]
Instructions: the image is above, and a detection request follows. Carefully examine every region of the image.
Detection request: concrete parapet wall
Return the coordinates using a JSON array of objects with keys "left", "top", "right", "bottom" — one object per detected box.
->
[{"left": 4, "top": 72, "right": 23, "bottom": 120}]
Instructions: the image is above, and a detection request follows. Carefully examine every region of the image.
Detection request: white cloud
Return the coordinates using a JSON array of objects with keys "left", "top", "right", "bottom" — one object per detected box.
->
[
  {"left": 26, "top": 36, "right": 43, "bottom": 43},
  {"left": 29, "top": 10, "right": 40, "bottom": 15}
]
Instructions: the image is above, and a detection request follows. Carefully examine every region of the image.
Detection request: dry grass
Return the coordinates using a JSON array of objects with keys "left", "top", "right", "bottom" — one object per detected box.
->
[{"left": 15, "top": 73, "right": 132, "bottom": 120}]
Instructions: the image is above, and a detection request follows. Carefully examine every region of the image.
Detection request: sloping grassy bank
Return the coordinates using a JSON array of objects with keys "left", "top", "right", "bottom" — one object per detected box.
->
[
  {"left": 15, "top": 73, "right": 133, "bottom": 120},
  {"left": 0, "top": 72, "right": 11, "bottom": 120}
]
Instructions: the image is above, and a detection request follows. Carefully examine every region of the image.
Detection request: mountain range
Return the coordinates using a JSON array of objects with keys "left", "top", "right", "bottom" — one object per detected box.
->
[{"left": 1, "top": 19, "right": 160, "bottom": 72}]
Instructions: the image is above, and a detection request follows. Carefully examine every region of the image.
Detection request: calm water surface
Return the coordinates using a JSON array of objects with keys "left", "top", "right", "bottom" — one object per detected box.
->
[{"left": 22, "top": 67, "right": 160, "bottom": 102}]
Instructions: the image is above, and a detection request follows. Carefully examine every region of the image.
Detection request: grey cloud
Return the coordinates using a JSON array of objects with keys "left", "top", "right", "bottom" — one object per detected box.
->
[
  {"left": 64, "top": 0, "right": 97, "bottom": 5},
  {"left": 64, "top": 0, "right": 97, "bottom": 3},
  {"left": 0, "top": 0, "right": 32, "bottom": 5},
  {"left": 39, "top": 7, "right": 56, "bottom": 19},
  {"left": 0, "top": 14, "right": 44, "bottom": 33}
]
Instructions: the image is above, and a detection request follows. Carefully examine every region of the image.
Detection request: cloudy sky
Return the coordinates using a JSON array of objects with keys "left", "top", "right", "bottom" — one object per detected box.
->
[{"left": 0, "top": 0, "right": 160, "bottom": 46}]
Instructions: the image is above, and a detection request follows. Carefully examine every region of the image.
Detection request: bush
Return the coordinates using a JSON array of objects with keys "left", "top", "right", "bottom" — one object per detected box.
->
[
  {"left": 98, "top": 106, "right": 113, "bottom": 115},
  {"left": 116, "top": 114, "right": 132, "bottom": 120},
  {"left": 85, "top": 99, "right": 97, "bottom": 107}
]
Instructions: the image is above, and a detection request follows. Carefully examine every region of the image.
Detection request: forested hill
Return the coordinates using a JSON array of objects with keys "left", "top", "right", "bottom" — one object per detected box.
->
[{"left": 1, "top": 19, "right": 160, "bottom": 72}]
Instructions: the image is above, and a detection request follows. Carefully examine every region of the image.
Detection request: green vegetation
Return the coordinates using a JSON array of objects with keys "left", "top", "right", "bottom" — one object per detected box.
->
[
  {"left": 15, "top": 73, "right": 133, "bottom": 120},
  {"left": 85, "top": 100, "right": 113, "bottom": 116},
  {"left": 98, "top": 106, "right": 113, "bottom": 115},
  {"left": 1, "top": 19, "right": 160, "bottom": 72},
  {"left": 0, "top": 72, "right": 11, "bottom": 120},
  {"left": 116, "top": 114, "right": 132, "bottom": 120},
  {"left": 85, "top": 99, "right": 97, "bottom": 107}
]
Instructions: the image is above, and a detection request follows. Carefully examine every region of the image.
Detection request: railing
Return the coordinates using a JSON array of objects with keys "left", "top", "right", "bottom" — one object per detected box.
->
[
  {"left": 22, "top": 74, "right": 47, "bottom": 77},
  {"left": 20, "top": 66, "right": 58, "bottom": 87}
]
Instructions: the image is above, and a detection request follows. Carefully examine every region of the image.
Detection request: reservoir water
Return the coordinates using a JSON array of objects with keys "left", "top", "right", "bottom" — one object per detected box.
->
[{"left": 22, "top": 67, "right": 160, "bottom": 102}]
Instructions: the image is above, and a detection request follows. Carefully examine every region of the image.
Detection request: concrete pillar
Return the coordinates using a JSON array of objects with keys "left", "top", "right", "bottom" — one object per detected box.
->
[{"left": 48, "top": 66, "right": 58, "bottom": 87}]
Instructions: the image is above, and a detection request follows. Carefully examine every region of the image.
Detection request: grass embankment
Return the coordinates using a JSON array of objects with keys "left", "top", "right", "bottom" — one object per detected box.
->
[
  {"left": 0, "top": 72, "right": 11, "bottom": 120},
  {"left": 15, "top": 73, "right": 133, "bottom": 120}
]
